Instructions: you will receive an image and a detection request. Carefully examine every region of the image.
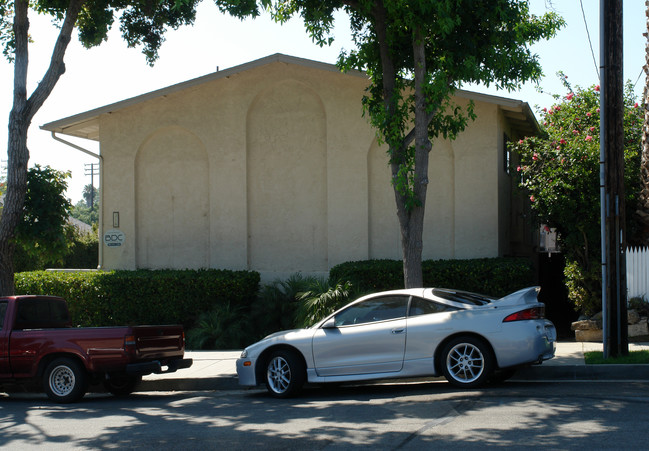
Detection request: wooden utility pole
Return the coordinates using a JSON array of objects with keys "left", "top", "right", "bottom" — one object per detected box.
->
[
  {"left": 639, "top": 3, "right": 649, "bottom": 240},
  {"left": 601, "top": 0, "right": 628, "bottom": 358}
]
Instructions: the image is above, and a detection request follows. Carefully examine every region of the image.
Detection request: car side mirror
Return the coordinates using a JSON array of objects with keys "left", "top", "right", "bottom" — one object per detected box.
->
[{"left": 321, "top": 318, "right": 337, "bottom": 329}]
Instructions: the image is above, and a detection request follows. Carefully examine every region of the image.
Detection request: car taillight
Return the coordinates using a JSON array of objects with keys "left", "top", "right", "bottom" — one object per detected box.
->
[{"left": 503, "top": 306, "right": 545, "bottom": 322}]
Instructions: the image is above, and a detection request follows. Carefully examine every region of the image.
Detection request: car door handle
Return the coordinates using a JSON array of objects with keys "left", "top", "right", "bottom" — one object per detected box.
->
[{"left": 391, "top": 328, "right": 405, "bottom": 334}]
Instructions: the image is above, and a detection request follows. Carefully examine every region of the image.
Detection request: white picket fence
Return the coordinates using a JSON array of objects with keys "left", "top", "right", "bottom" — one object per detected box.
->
[{"left": 626, "top": 246, "right": 649, "bottom": 300}]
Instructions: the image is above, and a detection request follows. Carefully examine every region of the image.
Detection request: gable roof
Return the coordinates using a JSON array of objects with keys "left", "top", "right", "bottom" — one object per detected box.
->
[{"left": 41, "top": 53, "right": 539, "bottom": 140}]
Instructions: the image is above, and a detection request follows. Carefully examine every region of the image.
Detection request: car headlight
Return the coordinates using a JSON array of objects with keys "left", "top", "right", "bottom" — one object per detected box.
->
[{"left": 240, "top": 349, "right": 248, "bottom": 358}]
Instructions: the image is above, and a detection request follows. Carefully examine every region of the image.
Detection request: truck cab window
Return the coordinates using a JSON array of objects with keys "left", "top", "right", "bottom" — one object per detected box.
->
[
  {"left": 14, "top": 298, "right": 70, "bottom": 329},
  {"left": 0, "top": 302, "right": 6, "bottom": 330}
]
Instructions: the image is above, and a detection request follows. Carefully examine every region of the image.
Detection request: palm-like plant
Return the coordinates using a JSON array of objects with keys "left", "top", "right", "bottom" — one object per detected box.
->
[
  {"left": 251, "top": 273, "right": 314, "bottom": 337},
  {"left": 186, "top": 302, "right": 248, "bottom": 350},
  {"left": 296, "top": 280, "right": 354, "bottom": 328}
]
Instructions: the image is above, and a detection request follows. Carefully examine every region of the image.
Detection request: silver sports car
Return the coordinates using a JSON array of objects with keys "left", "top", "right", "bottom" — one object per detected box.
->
[{"left": 236, "top": 286, "right": 556, "bottom": 397}]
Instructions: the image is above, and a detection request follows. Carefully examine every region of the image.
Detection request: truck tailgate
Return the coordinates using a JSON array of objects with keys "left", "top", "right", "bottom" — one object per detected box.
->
[{"left": 132, "top": 326, "right": 185, "bottom": 360}]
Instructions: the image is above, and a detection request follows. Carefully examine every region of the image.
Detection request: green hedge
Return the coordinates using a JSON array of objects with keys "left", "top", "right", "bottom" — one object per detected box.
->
[
  {"left": 329, "top": 257, "right": 535, "bottom": 297},
  {"left": 12, "top": 259, "right": 534, "bottom": 349},
  {"left": 14, "top": 269, "right": 260, "bottom": 329}
]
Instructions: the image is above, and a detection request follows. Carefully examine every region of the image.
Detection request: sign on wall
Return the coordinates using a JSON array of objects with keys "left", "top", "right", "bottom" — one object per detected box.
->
[{"left": 104, "top": 229, "right": 125, "bottom": 247}]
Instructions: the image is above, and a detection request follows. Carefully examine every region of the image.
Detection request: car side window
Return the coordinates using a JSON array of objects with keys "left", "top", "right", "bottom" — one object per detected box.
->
[
  {"left": 409, "top": 296, "right": 456, "bottom": 316},
  {"left": 334, "top": 296, "right": 409, "bottom": 326},
  {"left": 0, "top": 301, "right": 6, "bottom": 330}
]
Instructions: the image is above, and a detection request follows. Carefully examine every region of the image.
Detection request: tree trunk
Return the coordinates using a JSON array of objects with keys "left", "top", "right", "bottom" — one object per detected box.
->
[
  {"left": 0, "top": 0, "right": 84, "bottom": 295},
  {"left": 0, "top": 116, "right": 28, "bottom": 294},
  {"left": 371, "top": 4, "right": 413, "bottom": 288},
  {"left": 372, "top": 5, "right": 432, "bottom": 289},
  {"left": 401, "top": 31, "right": 431, "bottom": 288},
  {"left": 1, "top": 0, "right": 31, "bottom": 295}
]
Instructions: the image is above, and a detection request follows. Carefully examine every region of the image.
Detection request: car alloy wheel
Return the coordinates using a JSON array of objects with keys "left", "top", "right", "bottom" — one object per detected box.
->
[
  {"left": 447, "top": 343, "right": 484, "bottom": 382},
  {"left": 267, "top": 355, "right": 291, "bottom": 393},
  {"left": 442, "top": 336, "right": 494, "bottom": 388},
  {"left": 265, "top": 349, "right": 305, "bottom": 398}
]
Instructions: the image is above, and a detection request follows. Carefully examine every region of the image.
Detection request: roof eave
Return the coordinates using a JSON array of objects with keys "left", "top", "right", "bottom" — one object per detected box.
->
[
  {"left": 40, "top": 53, "right": 364, "bottom": 140},
  {"left": 41, "top": 54, "right": 540, "bottom": 140},
  {"left": 455, "top": 89, "right": 540, "bottom": 137}
]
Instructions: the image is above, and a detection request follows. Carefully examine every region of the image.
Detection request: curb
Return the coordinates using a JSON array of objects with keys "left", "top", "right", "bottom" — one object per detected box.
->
[
  {"left": 514, "top": 364, "right": 649, "bottom": 381},
  {"left": 135, "top": 365, "right": 649, "bottom": 392},
  {"left": 139, "top": 375, "right": 240, "bottom": 392}
]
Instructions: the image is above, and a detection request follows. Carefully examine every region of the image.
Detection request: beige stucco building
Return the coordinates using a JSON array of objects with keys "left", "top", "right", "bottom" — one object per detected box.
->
[{"left": 42, "top": 54, "right": 538, "bottom": 281}]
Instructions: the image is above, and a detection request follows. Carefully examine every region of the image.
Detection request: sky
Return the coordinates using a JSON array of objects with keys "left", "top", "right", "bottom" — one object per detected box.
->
[{"left": 0, "top": 0, "right": 647, "bottom": 202}]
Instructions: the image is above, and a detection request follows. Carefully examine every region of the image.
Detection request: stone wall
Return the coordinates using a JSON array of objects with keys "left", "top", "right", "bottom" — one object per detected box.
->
[{"left": 572, "top": 310, "right": 649, "bottom": 342}]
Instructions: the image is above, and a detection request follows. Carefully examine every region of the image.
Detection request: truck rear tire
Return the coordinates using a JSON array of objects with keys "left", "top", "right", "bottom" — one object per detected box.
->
[
  {"left": 104, "top": 375, "right": 142, "bottom": 396},
  {"left": 43, "top": 357, "right": 88, "bottom": 403}
]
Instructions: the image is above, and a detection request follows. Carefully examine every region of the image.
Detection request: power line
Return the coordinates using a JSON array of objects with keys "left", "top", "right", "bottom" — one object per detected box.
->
[
  {"left": 633, "top": 67, "right": 644, "bottom": 89},
  {"left": 580, "top": 0, "right": 600, "bottom": 81}
]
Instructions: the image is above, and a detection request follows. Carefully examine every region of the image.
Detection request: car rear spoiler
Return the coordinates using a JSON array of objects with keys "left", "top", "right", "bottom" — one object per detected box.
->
[{"left": 495, "top": 286, "right": 541, "bottom": 307}]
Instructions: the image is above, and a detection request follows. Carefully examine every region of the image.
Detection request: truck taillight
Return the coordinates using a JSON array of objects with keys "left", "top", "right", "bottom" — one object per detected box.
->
[
  {"left": 124, "top": 335, "right": 136, "bottom": 353},
  {"left": 503, "top": 306, "right": 545, "bottom": 322}
]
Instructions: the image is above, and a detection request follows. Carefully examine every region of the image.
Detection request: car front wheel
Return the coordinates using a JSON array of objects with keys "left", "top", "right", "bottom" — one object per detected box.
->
[
  {"left": 43, "top": 357, "right": 88, "bottom": 403},
  {"left": 265, "top": 350, "right": 305, "bottom": 398},
  {"left": 441, "top": 336, "right": 494, "bottom": 388}
]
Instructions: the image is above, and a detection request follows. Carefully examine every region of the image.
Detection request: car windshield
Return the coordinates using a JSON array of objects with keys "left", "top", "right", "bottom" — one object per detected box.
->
[{"left": 432, "top": 288, "right": 495, "bottom": 306}]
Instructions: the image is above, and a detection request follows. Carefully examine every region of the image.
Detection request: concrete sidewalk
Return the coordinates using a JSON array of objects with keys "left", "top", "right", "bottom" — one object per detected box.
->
[
  {"left": 139, "top": 342, "right": 649, "bottom": 392},
  {"left": 141, "top": 350, "right": 242, "bottom": 391}
]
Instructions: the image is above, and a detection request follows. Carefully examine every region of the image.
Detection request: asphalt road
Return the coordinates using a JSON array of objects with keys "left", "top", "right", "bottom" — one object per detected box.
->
[{"left": 2, "top": 381, "right": 648, "bottom": 450}]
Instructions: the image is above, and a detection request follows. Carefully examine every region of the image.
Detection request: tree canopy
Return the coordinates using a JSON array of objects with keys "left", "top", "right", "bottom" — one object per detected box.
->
[
  {"left": 0, "top": 165, "right": 77, "bottom": 269},
  {"left": 510, "top": 77, "right": 643, "bottom": 315},
  {"left": 15, "top": 165, "right": 73, "bottom": 262},
  {"left": 0, "top": 0, "right": 201, "bottom": 64},
  {"left": 70, "top": 184, "right": 99, "bottom": 225},
  {"left": 82, "top": 184, "right": 98, "bottom": 209}
]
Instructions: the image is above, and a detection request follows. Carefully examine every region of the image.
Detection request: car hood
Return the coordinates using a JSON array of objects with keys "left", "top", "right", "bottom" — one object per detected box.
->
[
  {"left": 244, "top": 328, "right": 314, "bottom": 356},
  {"left": 261, "top": 329, "right": 304, "bottom": 341}
]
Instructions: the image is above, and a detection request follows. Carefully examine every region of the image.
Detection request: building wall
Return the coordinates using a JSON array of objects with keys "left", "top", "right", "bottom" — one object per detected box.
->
[
  {"left": 135, "top": 127, "right": 210, "bottom": 269},
  {"left": 450, "top": 100, "right": 501, "bottom": 259},
  {"left": 246, "top": 79, "right": 328, "bottom": 273},
  {"left": 98, "top": 61, "right": 508, "bottom": 277}
]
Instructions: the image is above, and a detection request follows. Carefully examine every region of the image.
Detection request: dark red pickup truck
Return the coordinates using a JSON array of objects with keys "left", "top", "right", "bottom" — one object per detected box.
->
[{"left": 0, "top": 295, "right": 192, "bottom": 402}]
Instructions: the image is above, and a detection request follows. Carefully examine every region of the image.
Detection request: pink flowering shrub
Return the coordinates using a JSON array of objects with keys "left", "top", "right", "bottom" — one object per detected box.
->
[{"left": 509, "top": 77, "right": 642, "bottom": 314}]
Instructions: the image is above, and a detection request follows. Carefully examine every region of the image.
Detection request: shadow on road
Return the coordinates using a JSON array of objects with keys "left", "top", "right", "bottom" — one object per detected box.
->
[{"left": 1, "top": 381, "right": 648, "bottom": 449}]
